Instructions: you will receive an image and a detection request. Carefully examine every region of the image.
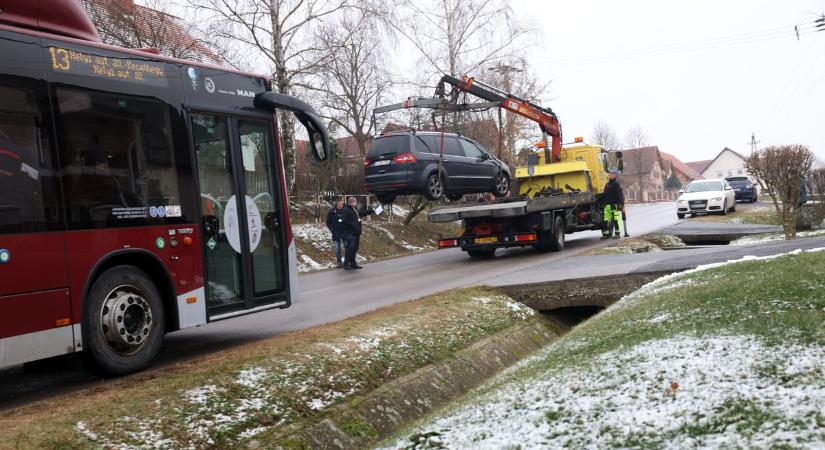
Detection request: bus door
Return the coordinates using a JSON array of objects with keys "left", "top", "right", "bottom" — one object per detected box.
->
[{"left": 189, "top": 113, "right": 288, "bottom": 318}]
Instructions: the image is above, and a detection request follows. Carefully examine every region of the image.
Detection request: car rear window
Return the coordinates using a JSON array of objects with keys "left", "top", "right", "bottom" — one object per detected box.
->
[
  {"left": 367, "top": 135, "right": 409, "bottom": 160},
  {"left": 415, "top": 135, "right": 463, "bottom": 156},
  {"left": 727, "top": 179, "right": 750, "bottom": 187}
]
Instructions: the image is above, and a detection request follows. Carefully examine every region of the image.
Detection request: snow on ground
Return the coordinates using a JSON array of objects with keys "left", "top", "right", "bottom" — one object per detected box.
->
[
  {"left": 384, "top": 335, "right": 825, "bottom": 449},
  {"left": 381, "top": 246, "right": 825, "bottom": 449},
  {"left": 297, "top": 254, "right": 335, "bottom": 273},
  {"left": 292, "top": 223, "right": 332, "bottom": 250},
  {"left": 732, "top": 229, "right": 825, "bottom": 246}
]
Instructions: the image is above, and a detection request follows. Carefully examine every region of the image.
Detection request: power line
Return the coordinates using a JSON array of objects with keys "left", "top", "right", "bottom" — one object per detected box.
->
[{"left": 544, "top": 21, "right": 822, "bottom": 68}]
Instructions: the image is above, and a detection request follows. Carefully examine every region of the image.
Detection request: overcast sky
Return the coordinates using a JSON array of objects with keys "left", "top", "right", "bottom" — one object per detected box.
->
[{"left": 503, "top": 0, "right": 825, "bottom": 163}]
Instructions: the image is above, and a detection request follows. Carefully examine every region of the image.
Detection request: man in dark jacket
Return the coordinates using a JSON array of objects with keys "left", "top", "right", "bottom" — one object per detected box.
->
[
  {"left": 326, "top": 199, "right": 346, "bottom": 268},
  {"left": 341, "top": 196, "right": 373, "bottom": 270},
  {"left": 601, "top": 171, "right": 625, "bottom": 239}
]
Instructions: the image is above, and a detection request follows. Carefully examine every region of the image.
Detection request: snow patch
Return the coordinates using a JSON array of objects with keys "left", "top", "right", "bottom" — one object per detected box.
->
[
  {"left": 732, "top": 229, "right": 825, "bottom": 246},
  {"left": 384, "top": 335, "right": 825, "bottom": 449}
]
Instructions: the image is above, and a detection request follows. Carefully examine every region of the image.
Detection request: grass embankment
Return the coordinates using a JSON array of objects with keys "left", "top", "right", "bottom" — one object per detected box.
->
[
  {"left": 290, "top": 202, "right": 458, "bottom": 272},
  {"left": 384, "top": 248, "right": 825, "bottom": 449},
  {"left": 0, "top": 288, "right": 541, "bottom": 450},
  {"left": 580, "top": 233, "right": 685, "bottom": 256}
]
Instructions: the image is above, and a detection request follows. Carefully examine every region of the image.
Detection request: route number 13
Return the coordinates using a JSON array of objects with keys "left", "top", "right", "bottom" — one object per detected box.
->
[{"left": 49, "top": 47, "right": 70, "bottom": 71}]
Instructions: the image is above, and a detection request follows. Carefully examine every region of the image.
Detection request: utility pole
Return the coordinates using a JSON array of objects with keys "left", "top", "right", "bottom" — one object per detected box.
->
[{"left": 748, "top": 132, "right": 761, "bottom": 154}]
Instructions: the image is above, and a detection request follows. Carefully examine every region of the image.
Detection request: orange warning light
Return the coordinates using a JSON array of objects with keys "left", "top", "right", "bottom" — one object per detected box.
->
[{"left": 574, "top": 137, "right": 584, "bottom": 143}]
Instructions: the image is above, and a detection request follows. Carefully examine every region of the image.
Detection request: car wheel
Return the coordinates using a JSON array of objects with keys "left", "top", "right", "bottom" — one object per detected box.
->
[
  {"left": 730, "top": 202, "right": 736, "bottom": 212},
  {"left": 376, "top": 194, "right": 396, "bottom": 204},
  {"left": 83, "top": 265, "right": 165, "bottom": 375},
  {"left": 492, "top": 172, "right": 510, "bottom": 197},
  {"left": 721, "top": 200, "right": 728, "bottom": 215},
  {"left": 446, "top": 193, "right": 464, "bottom": 201},
  {"left": 423, "top": 172, "right": 445, "bottom": 200},
  {"left": 466, "top": 248, "right": 495, "bottom": 258},
  {"left": 677, "top": 213, "right": 685, "bottom": 219}
]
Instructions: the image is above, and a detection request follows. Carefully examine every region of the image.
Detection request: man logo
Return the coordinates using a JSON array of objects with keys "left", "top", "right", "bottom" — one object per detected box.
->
[
  {"left": 204, "top": 77, "right": 215, "bottom": 93},
  {"left": 236, "top": 89, "right": 255, "bottom": 97}
]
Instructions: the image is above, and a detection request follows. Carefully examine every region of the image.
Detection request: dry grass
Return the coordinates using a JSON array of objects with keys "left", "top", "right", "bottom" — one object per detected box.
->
[{"left": 0, "top": 287, "right": 535, "bottom": 450}]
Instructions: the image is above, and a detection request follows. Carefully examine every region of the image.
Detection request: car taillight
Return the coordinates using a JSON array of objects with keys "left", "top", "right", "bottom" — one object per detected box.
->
[
  {"left": 364, "top": 159, "right": 372, "bottom": 168},
  {"left": 392, "top": 152, "right": 417, "bottom": 164}
]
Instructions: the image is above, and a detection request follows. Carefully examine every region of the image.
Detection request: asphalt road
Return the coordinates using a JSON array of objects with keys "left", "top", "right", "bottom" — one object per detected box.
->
[{"left": 4, "top": 201, "right": 822, "bottom": 411}]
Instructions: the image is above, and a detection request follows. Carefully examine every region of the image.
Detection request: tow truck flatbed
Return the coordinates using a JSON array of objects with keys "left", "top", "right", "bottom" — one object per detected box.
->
[{"left": 428, "top": 192, "right": 595, "bottom": 223}]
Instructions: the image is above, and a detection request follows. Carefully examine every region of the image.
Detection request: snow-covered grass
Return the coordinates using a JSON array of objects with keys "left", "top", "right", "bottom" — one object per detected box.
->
[
  {"left": 383, "top": 247, "right": 825, "bottom": 449},
  {"left": 732, "top": 228, "right": 825, "bottom": 246},
  {"left": 5, "top": 288, "right": 539, "bottom": 449}
]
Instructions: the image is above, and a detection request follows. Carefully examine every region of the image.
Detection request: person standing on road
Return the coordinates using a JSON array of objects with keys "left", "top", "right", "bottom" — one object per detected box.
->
[
  {"left": 601, "top": 170, "right": 625, "bottom": 239},
  {"left": 342, "top": 196, "right": 374, "bottom": 270},
  {"left": 326, "top": 198, "right": 346, "bottom": 268}
]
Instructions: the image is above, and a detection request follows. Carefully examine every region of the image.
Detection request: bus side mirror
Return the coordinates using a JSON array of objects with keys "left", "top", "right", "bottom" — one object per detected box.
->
[
  {"left": 615, "top": 151, "right": 624, "bottom": 173},
  {"left": 254, "top": 92, "right": 330, "bottom": 161}
]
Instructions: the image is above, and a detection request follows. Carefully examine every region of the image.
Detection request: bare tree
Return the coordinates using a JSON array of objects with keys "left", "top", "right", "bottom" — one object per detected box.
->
[
  {"left": 82, "top": 0, "right": 219, "bottom": 63},
  {"left": 624, "top": 124, "right": 649, "bottom": 149},
  {"left": 746, "top": 144, "right": 814, "bottom": 239},
  {"left": 191, "top": 0, "right": 350, "bottom": 192},
  {"left": 300, "top": 11, "right": 391, "bottom": 157},
  {"left": 591, "top": 120, "right": 620, "bottom": 151},
  {"left": 478, "top": 58, "right": 550, "bottom": 167},
  {"left": 624, "top": 124, "right": 650, "bottom": 200},
  {"left": 393, "top": 0, "right": 529, "bottom": 79}
]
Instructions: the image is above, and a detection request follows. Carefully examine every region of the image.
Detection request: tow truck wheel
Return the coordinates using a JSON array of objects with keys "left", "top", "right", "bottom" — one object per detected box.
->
[
  {"left": 466, "top": 248, "right": 495, "bottom": 258},
  {"left": 550, "top": 216, "right": 566, "bottom": 251},
  {"left": 424, "top": 172, "right": 445, "bottom": 200},
  {"left": 83, "top": 265, "right": 165, "bottom": 376}
]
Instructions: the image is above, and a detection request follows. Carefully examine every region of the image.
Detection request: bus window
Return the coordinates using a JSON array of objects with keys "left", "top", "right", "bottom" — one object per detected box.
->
[
  {"left": 55, "top": 88, "right": 183, "bottom": 228},
  {"left": 0, "top": 85, "right": 61, "bottom": 234}
]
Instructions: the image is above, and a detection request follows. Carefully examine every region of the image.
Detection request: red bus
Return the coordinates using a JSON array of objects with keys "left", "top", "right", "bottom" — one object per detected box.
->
[{"left": 0, "top": 0, "right": 330, "bottom": 374}]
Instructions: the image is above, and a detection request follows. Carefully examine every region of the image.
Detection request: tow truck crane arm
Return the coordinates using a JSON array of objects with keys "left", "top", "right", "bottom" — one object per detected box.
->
[
  {"left": 436, "top": 75, "right": 563, "bottom": 164},
  {"left": 372, "top": 73, "right": 563, "bottom": 164}
]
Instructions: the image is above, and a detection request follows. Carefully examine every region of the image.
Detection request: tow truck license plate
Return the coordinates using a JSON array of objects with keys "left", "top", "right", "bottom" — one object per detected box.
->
[
  {"left": 475, "top": 236, "right": 498, "bottom": 244},
  {"left": 373, "top": 160, "right": 391, "bottom": 166}
]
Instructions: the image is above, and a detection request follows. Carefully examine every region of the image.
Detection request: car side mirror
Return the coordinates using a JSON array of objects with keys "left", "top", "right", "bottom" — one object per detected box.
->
[
  {"left": 254, "top": 92, "right": 330, "bottom": 161},
  {"left": 481, "top": 152, "right": 490, "bottom": 160},
  {"left": 678, "top": 189, "right": 684, "bottom": 194}
]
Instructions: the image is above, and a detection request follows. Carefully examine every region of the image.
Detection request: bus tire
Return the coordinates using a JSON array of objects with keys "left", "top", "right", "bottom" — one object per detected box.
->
[{"left": 83, "top": 265, "right": 165, "bottom": 376}]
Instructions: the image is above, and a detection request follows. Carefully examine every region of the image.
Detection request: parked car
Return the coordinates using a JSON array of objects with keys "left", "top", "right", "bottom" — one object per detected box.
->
[
  {"left": 676, "top": 178, "right": 736, "bottom": 218},
  {"left": 725, "top": 176, "right": 758, "bottom": 203},
  {"left": 364, "top": 131, "right": 512, "bottom": 203}
]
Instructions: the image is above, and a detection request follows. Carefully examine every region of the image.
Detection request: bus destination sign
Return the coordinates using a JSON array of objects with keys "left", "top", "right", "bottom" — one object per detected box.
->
[{"left": 47, "top": 46, "right": 169, "bottom": 87}]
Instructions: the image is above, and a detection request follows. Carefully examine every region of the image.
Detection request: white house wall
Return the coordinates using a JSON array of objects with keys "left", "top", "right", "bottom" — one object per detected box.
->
[{"left": 702, "top": 150, "right": 760, "bottom": 194}]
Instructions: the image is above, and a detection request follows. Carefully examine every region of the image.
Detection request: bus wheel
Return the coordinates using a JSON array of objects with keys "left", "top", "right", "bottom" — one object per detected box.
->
[{"left": 83, "top": 266, "right": 165, "bottom": 376}]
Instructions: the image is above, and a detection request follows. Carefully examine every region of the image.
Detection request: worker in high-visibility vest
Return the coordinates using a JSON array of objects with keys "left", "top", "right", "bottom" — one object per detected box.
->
[{"left": 601, "top": 171, "right": 625, "bottom": 239}]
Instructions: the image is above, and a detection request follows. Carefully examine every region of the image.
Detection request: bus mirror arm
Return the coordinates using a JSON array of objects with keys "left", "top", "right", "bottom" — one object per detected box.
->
[{"left": 254, "top": 92, "right": 330, "bottom": 161}]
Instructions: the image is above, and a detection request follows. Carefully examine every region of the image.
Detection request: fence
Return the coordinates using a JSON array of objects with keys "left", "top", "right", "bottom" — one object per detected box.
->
[{"left": 289, "top": 194, "right": 459, "bottom": 225}]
